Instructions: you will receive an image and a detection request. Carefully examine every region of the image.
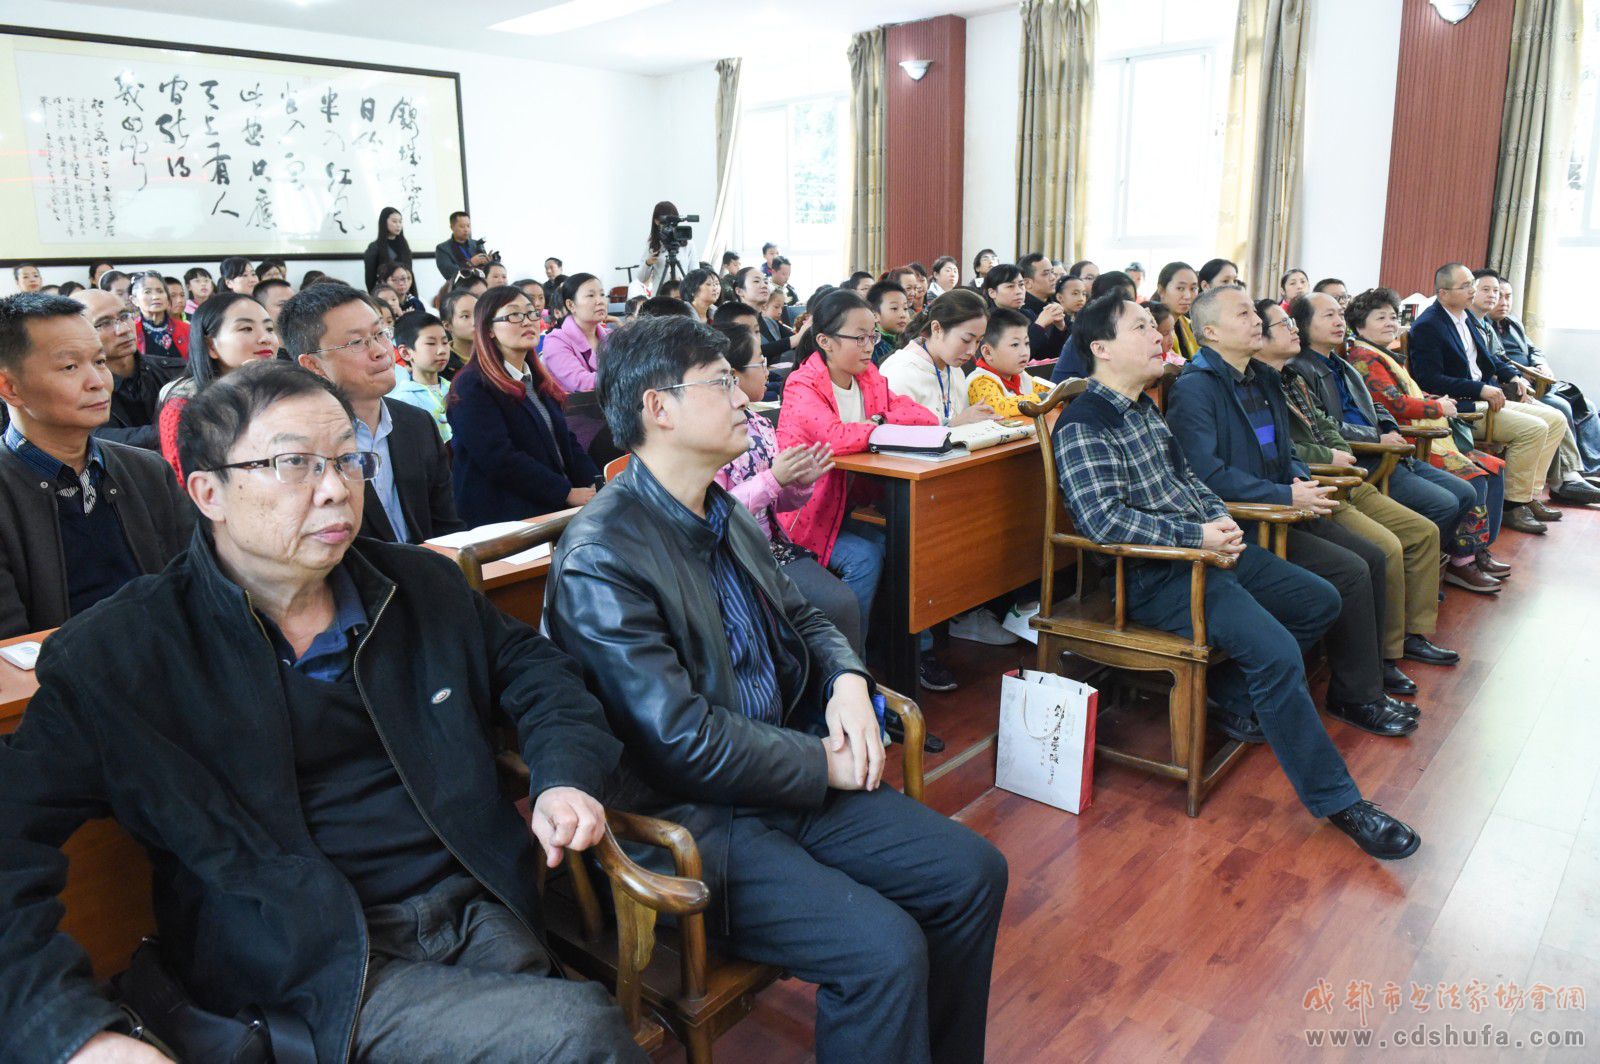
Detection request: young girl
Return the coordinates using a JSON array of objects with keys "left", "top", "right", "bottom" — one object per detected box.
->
[
  {"left": 1154, "top": 261, "right": 1200, "bottom": 358},
  {"left": 712, "top": 322, "right": 860, "bottom": 654},
  {"left": 1143, "top": 300, "right": 1187, "bottom": 366},
  {"left": 878, "top": 288, "right": 997, "bottom": 427},
  {"left": 968, "top": 307, "right": 1054, "bottom": 417},
  {"left": 183, "top": 267, "right": 214, "bottom": 315},
  {"left": 382, "top": 262, "right": 427, "bottom": 316},
  {"left": 776, "top": 290, "right": 960, "bottom": 692},
  {"left": 1279, "top": 268, "right": 1310, "bottom": 311}
]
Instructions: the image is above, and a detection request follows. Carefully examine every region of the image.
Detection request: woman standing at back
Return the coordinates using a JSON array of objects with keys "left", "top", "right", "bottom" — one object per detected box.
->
[{"left": 363, "top": 206, "right": 415, "bottom": 291}]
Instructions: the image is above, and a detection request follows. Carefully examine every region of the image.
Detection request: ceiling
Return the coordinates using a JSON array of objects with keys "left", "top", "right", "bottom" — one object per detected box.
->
[{"left": 58, "top": 0, "right": 1012, "bottom": 75}]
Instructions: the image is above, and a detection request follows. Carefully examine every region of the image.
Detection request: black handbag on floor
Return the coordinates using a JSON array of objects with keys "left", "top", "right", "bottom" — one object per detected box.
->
[{"left": 113, "top": 938, "right": 316, "bottom": 1064}]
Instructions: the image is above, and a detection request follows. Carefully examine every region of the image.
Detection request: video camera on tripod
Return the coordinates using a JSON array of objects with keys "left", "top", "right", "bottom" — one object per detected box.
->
[{"left": 654, "top": 212, "right": 699, "bottom": 284}]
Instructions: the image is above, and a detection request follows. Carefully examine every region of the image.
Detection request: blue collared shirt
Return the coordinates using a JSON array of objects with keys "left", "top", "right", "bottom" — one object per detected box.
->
[
  {"left": 259, "top": 565, "right": 369, "bottom": 683},
  {"left": 4, "top": 422, "right": 106, "bottom": 514},
  {"left": 355, "top": 402, "right": 411, "bottom": 543},
  {"left": 1322, "top": 352, "right": 1371, "bottom": 428},
  {"left": 701, "top": 492, "right": 784, "bottom": 726}
]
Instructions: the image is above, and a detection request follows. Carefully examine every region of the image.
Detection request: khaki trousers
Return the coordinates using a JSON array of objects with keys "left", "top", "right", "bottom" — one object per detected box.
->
[
  {"left": 1330, "top": 483, "right": 1441, "bottom": 659},
  {"left": 1473, "top": 399, "right": 1566, "bottom": 503}
]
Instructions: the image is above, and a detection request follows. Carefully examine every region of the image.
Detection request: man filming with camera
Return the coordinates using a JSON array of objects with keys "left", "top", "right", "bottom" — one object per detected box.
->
[
  {"left": 434, "top": 210, "right": 496, "bottom": 283},
  {"left": 633, "top": 200, "right": 698, "bottom": 297}
]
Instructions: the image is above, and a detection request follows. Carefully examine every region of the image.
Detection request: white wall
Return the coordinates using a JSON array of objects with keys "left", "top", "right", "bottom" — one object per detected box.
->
[
  {"left": 962, "top": 8, "right": 1022, "bottom": 271},
  {"left": 649, "top": 64, "right": 721, "bottom": 259},
  {"left": 1299, "top": 0, "right": 1401, "bottom": 288},
  {"left": 2, "top": 1, "right": 672, "bottom": 296}
]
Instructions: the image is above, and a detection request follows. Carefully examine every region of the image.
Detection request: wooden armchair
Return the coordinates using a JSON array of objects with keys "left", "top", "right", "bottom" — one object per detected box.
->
[
  {"left": 1020, "top": 381, "right": 1315, "bottom": 815},
  {"left": 1521, "top": 363, "right": 1556, "bottom": 400},
  {"left": 455, "top": 516, "right": 929, "bottom": 1062}
]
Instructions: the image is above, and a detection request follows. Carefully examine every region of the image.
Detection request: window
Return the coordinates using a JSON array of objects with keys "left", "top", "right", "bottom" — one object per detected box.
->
[
  {"left": 1539, "top": 0, "right": 1600, "bottom": 328},
  {"left": 737, "top": 93, "right": 848, "bottom": 292},
  {"left": 1083, "top": 0, "right": 1239, "bottom": 280}
]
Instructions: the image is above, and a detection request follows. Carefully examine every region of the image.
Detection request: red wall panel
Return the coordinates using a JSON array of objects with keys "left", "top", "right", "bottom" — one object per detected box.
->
[
  {"left": 884, "top": 16, "right": 966, "bottom": 272},
  {"left": 1379, "top": 0, "right": 1515, "bottom": 295}
]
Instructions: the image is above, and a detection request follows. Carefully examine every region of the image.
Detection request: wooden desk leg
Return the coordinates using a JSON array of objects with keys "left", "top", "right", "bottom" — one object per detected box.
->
[{"left": 880, "top": 478, "right": 917, "bottom": 694}]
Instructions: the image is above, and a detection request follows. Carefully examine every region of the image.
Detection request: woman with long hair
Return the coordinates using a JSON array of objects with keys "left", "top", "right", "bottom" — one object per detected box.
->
[
  {"left": 633, "top": 199, "right": 697, "bottom": 297},
  {"left": 155, "top": 293, "right": 278, "bottom": 482},
  {"left": 879, "top": 289, "right": 996, "bottom": 427},
  {"left": 1153, "top": 261, "right": 1200, "bottom": 358},
  {"left": 446, "top": 286, "right": 599, "bottom": 525},
  {"left": 1197, "top": 257, "right": 1240, "bottom": 290},
  {"left": 681, "top": 267, "right": 721, "bottom": 322},
  {"left": 218, "top": 257, "right": 257, "bottom": 295},
  {"left": 775, "top": 289, "right": 961, "bottom": 692},
  {"left": 363, "top": 206, "right": 415, "bottom": 291}
]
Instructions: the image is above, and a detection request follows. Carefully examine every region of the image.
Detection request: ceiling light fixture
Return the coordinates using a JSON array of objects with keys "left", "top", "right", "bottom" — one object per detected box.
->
[
  {"left": 492, "top": 0, "right": 673, "bottom": 36},
  {"left": 899, "top": 59, "right": 932, "bottom": 81},
  {"left": 1429, "top": 0, "right": 1479, "bottom": 24}
]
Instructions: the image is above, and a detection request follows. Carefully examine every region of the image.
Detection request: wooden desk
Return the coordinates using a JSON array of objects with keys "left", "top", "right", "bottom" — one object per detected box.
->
[
  {"left": 0, "top": 630, "right": 47, "bottom": 735},
  {"left": 421, "top": 508, "right": 578, "bottom": 628},
  {"left": 835, "top": 436, "right": 1062, "bottom": 691}
]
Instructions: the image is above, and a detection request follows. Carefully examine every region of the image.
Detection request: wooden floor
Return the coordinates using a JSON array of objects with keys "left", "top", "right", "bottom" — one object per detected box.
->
[{"left": 659, "top": 503, "right": 1600, "bottom": 1062}]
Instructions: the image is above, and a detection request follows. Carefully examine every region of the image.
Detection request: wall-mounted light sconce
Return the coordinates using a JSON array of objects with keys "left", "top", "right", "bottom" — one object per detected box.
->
[
  {"left": 1429, "top": 0, "right": 1479, "bottom": 24},
  {"left": 899, "top": 59, "right": 932, "bottom": 81}
]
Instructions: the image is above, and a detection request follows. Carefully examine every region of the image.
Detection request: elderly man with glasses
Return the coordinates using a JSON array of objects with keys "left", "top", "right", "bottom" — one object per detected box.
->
[
  {"left": 281, "top": 282, "right": 463, "bottom": 543},
  {"left": 0, "top": 359, "right": 642, "bottom": 1063}
]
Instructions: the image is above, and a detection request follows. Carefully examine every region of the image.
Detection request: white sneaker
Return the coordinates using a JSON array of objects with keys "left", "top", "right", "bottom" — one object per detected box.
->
[
  {"left": 1001, "top": 602, "right": 1042, "bottom": 644},
  {"left": 948, "top": 608, "right": 1019, "bottom": 645}
]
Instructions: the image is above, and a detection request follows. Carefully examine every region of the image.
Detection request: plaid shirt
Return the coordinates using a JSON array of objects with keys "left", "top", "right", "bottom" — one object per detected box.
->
[{"left": 1053, "top": 379, "right": 1229, "bottom": 548}]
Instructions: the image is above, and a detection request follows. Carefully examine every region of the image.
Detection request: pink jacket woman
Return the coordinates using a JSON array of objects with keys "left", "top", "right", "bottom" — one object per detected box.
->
[
  {"left": 539, "top": 314, "right": 607, "bottom": 394},
  {"left": 715, "top": 410, "right": 812, "bottom": 540},
  {"left": 776, "top": 352, "right": 937, "bottom": 564}
]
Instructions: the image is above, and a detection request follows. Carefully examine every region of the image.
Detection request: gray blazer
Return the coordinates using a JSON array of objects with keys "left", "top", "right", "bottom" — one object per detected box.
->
[
  {"left": 1287, "top": 349, "right": 1398, "bottom": 444},
  {"left": 0, "top": 440, "right": 194, "bottom": 637}
]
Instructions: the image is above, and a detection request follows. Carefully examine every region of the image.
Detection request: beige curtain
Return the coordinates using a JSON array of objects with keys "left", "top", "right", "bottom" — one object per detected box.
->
[
  {"left": 848, "top": 29, "right": 887, "bottom": 275},
  {"left": 1217, "top": 0, "right": 1309, "bottom": 296},
  {"left": 1014, "top": 0, "right": 1096, "bottom": 260},
  {"left": 1488, "top": 0, "right": 1583, "bottom": 343},
  {"left": 702, "top": 58, "right": 743, "bottom": 270}
]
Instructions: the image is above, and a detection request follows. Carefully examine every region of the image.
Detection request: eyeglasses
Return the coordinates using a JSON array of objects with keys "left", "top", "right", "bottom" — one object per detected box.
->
[
  {"left": 95, "top": 311, "right": 140, "bottom": 331},
  {"left": 313, "top": 331, "right": 391, "bottom": 356},
  {"left": 206, "top": 451, "right": 382, "bottom": 485},
  {"left": 829, "top": 332, "right": 876, "bottom": 347},
  {"left": 1266, "top": 318, "right": 1299, "bottom": 333},
  {"left": 491, "top": 311, "right": 542, "bottom": 325},
  {"left": 656, "top": 374, "right": 741, "bottom": 402},
  {"left": 742, "top": 359, "right": 769, "bottom": 371}
]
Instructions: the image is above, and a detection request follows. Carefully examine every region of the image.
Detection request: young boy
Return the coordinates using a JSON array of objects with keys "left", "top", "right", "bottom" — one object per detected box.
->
[
  {"left": 968, "top": 308, "right": 1054, "bottom": 417},
  {"left": 388, "top": 310, "right": 453, "bottom": 442},
  {"left": 867, "top": 280, "right": 911, "bottom": 365}
]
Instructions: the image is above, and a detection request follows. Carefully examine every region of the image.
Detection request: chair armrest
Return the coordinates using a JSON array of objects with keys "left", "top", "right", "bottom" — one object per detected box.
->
[
  {"left": 606, "top": 809, "right": 711, "bottom": 1004},
  {"left": 1453, "top": 412, "right": 1484, "bottom": 423},
  {"left": 1311, "top": 473, "right": 1364, "bottom": 489},
  {"left": 593, "top": 823, "right": 711, "bottom": 918},
  {"left": 1224, "top": 502, "right": 1316, "bottom": 523},
  {"left": 1523, "top": 364, "right": 1555, "bottom": 386},
  {"left": 1305, "top": 463, "right": 1351, "bottom": 477},
  {"left": 877, "top": 685, "right": 926, "bottom": 802},
  {"left": 1051, "top": 531, "right": 1238, "bottom": 568},
  {"left": 1349, "top": 440, "right": 1415, "bottom": 455}
]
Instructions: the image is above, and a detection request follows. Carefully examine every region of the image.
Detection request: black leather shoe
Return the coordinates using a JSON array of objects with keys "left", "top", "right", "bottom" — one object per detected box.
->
[
  {"left": 1528, "top": 498, "right": 1563, "bottom": 522},
  {"left": 1551, "top": 480, "right": 1600, "bottom": 506},
  {"left": 1383, "top": 661, "right": 1418, "bottom": 695},
  {"left": 1503, "top": 505, "right": 1548, "bottom": 535},
  {"left": 1328, "top": 800, "right": 1421, "bottom": 860},
  {"left": 1325, "top": 698, "right": 1418, "bottom": 737},
  {"left": 1208, "top": 707, "right": 1266, "bottom": 744},
  {"left": 1384, "top": 693, "right": 1421, "bottom": 718},
  {"left": 1403, "top": 634, "right": 1460, "bottom": 666},
  {"left": 885, "top": 714, "right": 945, "bottom": 753}
]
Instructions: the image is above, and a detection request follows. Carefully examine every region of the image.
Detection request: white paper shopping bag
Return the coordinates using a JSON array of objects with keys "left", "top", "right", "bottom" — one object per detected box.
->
[{"left": 994, "top": 669, "right": 1096, "bottom": 814}]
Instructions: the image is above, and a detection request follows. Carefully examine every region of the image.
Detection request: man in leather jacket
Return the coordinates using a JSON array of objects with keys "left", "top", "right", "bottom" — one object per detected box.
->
[
  {"left": 545, "top": 316, "right": 1008, "bottom": 1064},
  {"left": 0, "top": 362, "right": 640, "bottom": 1064}
]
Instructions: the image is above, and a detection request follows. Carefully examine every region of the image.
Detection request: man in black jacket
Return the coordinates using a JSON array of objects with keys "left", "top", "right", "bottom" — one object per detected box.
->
[
  {"left": 281, "top": 283, "right": 464, "bottom": 543},
  {"left": 0, "top": 361, "right": 638, "bottom": 1063},
  {"left": 434, "top": 210, "right": 490, "bottom": 283},
  {"left": 72, "top": 288, "right": 184, "bottom": 450},
  {"left": 0, "top": 293, "right": 193, "bottom": 637},
  {"left": 545, "top": 316, "right": 1007, "bottom": 1064}
]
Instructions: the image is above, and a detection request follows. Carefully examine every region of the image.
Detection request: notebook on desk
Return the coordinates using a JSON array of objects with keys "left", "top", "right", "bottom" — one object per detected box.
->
[{"left": 948, "top": 418, "right": 1037, "bottom": 451}]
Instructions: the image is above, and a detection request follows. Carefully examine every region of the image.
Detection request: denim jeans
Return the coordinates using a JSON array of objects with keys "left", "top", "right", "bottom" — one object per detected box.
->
[
  {"left": 1128, "top": 545, "right": 1361, "bottom": 818},
  {"left": 1542, "top": 390, "right": 1600, "bottom": 472},
  {"left": 829, "top": 520, "right": 932, "bottom": 652},
  {"left": 1389, "top": 458, "right": 1476, "bottom": 537}
]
